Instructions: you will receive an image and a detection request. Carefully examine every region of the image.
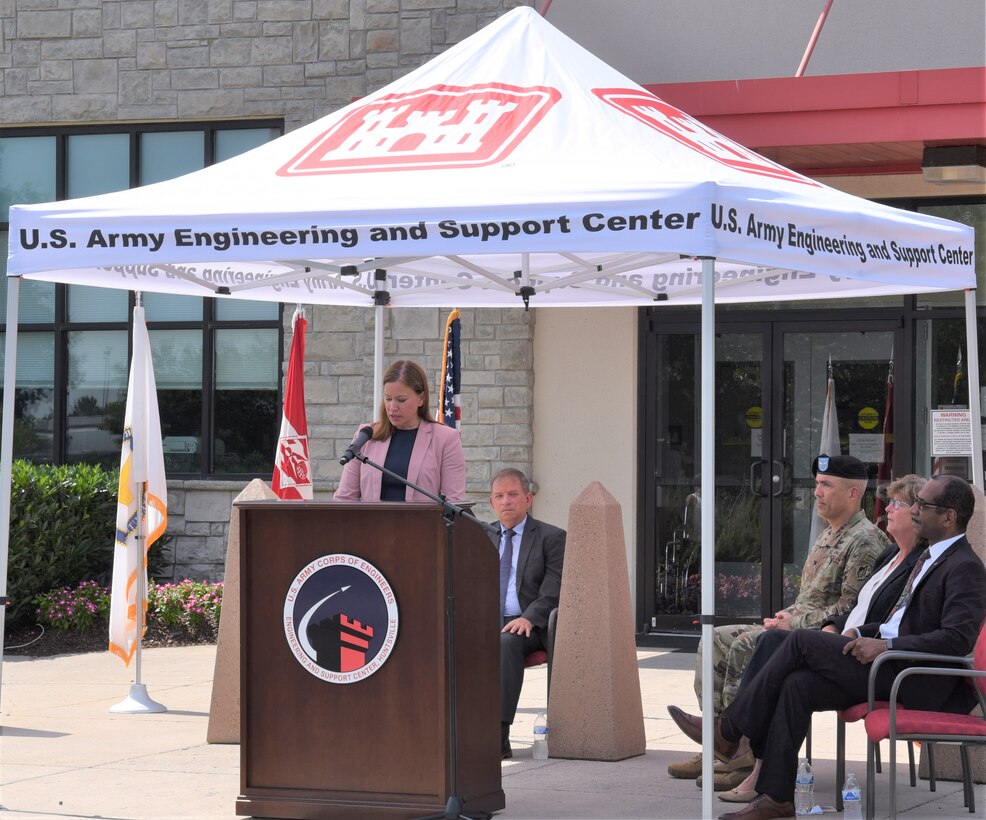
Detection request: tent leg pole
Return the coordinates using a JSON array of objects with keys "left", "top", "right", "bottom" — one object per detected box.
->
[
  {"left": 0, "top": 276, "right": 21, "bottom": 710},
  {"left": 964, "top": 289, "right": 982, "bottom": 489},
  {"left": 700, "top": 257, "right": 716, "bottom": 820},
  {"left": 373, "top": 305, "right": 384, "bottom": 416}
]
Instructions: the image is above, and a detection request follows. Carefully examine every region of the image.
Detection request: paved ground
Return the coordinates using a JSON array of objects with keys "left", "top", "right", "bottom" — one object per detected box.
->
[{"left": 1, "top": 644, "right": 981, "bottom": 819}]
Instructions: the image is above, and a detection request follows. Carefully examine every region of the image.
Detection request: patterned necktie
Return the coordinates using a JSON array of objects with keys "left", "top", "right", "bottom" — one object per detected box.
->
[
  {"left": 884, "top": 547, "right": 933, "bottom": 622},
  {"left": 499, "top": 528, "right": 515, "bottom": 621}
]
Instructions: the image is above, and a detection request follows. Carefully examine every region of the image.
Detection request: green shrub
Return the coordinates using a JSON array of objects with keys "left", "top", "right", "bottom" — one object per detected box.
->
[{"left": 7, "top": 460, "right": 167, "bottom": 628}]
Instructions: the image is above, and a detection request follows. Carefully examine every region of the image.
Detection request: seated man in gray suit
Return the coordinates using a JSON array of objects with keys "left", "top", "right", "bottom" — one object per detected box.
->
[{"left": 490, "top": 467, "right": 566, "bottom": 759}]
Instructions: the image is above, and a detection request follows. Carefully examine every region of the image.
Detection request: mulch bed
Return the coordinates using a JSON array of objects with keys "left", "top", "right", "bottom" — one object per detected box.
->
[{"left": 4, "top": 620, "right": 217, "bottom": 657}]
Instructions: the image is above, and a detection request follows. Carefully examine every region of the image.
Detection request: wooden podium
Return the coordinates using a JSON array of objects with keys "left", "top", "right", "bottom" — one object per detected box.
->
[{"left": 235, "top": 501, "right": 504, "bottom": 819}]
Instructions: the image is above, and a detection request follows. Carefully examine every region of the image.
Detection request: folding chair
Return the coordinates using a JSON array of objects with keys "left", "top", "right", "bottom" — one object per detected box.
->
[
  {"left": 523, "top": 607, "right": 559, "bottom": 702},
  {"left": 862, "top": 620, "right": 986, "bottom": 818}
]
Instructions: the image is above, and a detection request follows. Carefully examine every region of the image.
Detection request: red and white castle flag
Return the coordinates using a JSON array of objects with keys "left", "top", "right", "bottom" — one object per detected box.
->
[{"left": 272, "top": 307, "right": 312, "bottom": 499}]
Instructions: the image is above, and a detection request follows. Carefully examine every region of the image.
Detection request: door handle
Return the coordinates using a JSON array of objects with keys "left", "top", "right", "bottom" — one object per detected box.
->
[
  {"left": 750, "top": 459, "right": 767, "bottom": 497},
  {"left": 771, "top": 459, "right": 786, "bottom": 497}
]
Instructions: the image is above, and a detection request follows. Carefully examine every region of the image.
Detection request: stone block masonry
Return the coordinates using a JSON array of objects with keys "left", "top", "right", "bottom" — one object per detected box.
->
[
  {"left": 306, "top": 305, "right": 537, "bottom": 516},
  {"left": 1, "top": 0, "right": 536, "bottom": 132}
]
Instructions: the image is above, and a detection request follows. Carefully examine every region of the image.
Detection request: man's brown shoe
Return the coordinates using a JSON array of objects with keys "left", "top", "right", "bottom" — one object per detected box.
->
[
  {"left": 718, "top": 794, "right": 795, "bottom": 819},
  {"left": 666, "top": 705, "right": 739, "bottom": 763},
  {"left": 668, "top": 752, "right": 703, "bottom": 779}
]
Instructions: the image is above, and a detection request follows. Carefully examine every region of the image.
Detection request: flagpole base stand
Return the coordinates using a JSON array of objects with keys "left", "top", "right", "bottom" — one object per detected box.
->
[{"left": 109, "top": 683, "right": 167, "bottom": 714}]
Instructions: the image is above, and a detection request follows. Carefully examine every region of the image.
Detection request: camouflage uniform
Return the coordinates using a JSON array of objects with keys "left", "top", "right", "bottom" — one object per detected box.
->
[{"left": 694, "top": 509, "right": 887, "bottom": 716}]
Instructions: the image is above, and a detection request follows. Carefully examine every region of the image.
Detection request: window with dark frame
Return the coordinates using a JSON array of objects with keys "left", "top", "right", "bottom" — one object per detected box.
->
[{"left": 0, "top": 121, "right": 284, "bottom": 477}]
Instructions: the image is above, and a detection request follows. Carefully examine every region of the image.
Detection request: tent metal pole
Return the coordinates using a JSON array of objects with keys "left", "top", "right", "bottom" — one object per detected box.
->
[
  {"left": 373, "top": 304, "right": 384, "bottom": 416},
  {"left": 964, "top": 288, "right": 983, "bottom": 489},
  {"left": 0, "top": 275, "right": 21, "bottom": 708},
  {"left": 700, "top": 256, "right": 716, "bottom": 820}
]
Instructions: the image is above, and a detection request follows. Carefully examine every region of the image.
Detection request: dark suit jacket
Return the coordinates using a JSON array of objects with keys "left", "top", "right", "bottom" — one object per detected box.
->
[
  {"left": 491, "top": 515, "right": 565, "bottom": 631},
  {"left": 743, "top": 544, "right": 924, "bottom": 689},
  {"left": 858, "top": 535, "right": 986, "bottom": 713},
  {"left": 822, "top": 542, "right": 922, "bottom": 632}
]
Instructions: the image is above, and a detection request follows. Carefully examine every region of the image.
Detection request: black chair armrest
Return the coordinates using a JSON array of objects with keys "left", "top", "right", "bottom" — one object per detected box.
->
[{"left": 546, "top": 606, "right": 558, "bottom": 663}]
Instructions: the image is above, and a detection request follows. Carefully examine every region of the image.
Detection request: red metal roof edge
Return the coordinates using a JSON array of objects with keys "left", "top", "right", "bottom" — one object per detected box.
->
[
  {"left": 644, "top": 68, "right": 986, "bottom": 149},
  {"left": 643, "top": 67, "right": 986, "bottom": 117}
]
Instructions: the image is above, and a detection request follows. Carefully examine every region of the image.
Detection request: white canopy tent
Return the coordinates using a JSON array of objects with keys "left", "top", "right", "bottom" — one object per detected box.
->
[{"left": 2, "top": 7, "right": 979, "bottom": 814}]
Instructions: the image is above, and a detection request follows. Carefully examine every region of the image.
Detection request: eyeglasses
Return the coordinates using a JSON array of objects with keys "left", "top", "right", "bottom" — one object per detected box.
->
[
  {"left": 914, "top": 498, "right": 952, "bottom": 513},
  {"left": 888, "top": 498, "right": 908, "bottom": 510}
]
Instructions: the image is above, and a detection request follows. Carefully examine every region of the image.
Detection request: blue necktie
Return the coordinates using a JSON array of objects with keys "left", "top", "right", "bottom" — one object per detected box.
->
[{"left": 499, "top": 528, "right": 515, "bottom": 621}]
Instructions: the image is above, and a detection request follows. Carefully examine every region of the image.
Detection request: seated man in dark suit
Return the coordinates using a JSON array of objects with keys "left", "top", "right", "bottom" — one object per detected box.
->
[
  {"left": 490, "top": 467, "right": 566, "bottom": 759},
  {"left": 669, "top": 474, "right": 986, "bottom": 820}
]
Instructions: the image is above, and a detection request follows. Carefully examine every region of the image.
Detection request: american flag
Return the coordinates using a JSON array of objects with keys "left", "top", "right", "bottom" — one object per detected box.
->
[
  {"left": 952, "top": 348, "right": 967, "bottom": 405},
  {"left": 439, "top": 309, "right": 461, "bottom": 427}
]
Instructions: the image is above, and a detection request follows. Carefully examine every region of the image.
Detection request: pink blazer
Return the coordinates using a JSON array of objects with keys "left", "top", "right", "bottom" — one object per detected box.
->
[{"left": 333, "top": 420, "right": 467, "bottom": 503}]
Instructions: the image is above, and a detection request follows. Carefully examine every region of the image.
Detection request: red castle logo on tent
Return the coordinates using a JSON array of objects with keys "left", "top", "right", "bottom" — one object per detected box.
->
[
  {"left": 277, "top": 83, "right": 561, "bottom": 175},
  {"left": 593, "top": 88, "right": 819, "bottom": 187}
]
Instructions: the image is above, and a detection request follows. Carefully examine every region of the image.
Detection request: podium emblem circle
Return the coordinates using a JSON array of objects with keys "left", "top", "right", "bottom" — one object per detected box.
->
[{"left": 283, "top": 553, "right": 399, "bottom": 684}]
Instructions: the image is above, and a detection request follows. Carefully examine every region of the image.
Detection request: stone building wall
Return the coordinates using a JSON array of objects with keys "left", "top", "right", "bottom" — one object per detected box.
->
[
  {"left": 1, "top": 0, "right": 539, "bottom": 580},
  {"left": 164, "top": 305, "right": 537, "bottom": 582},
  {"left": 0, "top": 0, "right": 534, "bottom": 131}
]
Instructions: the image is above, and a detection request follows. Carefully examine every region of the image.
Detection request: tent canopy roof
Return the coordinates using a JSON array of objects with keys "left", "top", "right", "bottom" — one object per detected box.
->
[{"left": 5, "top": 7, "right": 976, "bottom": 308}]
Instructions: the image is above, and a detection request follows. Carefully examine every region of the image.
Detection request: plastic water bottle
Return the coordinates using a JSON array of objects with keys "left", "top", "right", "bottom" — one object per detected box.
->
[
  {"left": 842, "top": 772, "right": 862, "bottom": 819},
  {"left": 794, "top": 758, "right": 814, "bottom": 815},
  {"left": 532, "top": 712, "right": 548, "bottom": 760}
]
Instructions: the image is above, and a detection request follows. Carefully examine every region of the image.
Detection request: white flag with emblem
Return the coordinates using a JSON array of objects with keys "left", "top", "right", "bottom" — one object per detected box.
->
[
  {"left": 109, "top": 305, "right": 168, "bottom": 665},
  {"left": 808, "top": 363, "right": 841, "bottom": 549}
]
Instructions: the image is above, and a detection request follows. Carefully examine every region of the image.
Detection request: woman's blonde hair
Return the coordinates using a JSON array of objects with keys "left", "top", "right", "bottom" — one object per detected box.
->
[
  {"left": 886, "top": 474, "right": 927, "bottom": 507},
  {"left": 886, "top": 474, "right": 929, "bottom": 548}
]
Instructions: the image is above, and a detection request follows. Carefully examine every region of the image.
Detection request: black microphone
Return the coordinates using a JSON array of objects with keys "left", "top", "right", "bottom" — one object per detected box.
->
[{"left": 339, "top": 426, "right": 374, "bottom": 465}]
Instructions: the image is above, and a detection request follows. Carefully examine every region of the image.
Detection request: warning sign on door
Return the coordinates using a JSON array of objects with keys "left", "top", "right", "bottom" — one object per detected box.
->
[{"left": 930, "top": 409, "right": 973, "bottom": 457}]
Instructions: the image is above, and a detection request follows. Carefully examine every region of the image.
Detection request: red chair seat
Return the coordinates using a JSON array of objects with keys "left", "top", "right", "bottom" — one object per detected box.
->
[
  {"left": 524, "top": 650, "right": 548, "bottom": 668},
  {"left": 839, "top": 700, "right": 890, "bottom": 723},
  {"left": 866, "top": 708, "right": 986, "bottom": 739}
]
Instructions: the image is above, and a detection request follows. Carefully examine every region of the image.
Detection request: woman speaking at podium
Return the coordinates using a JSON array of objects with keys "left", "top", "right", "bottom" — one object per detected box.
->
[{"left": 334, "top": 359, "right": 467, "bottom": 502}]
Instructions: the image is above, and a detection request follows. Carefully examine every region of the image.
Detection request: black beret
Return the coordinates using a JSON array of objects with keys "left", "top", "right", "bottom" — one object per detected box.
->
[{"left": 812, "top": 453, "right": 867, "bottom": 480}]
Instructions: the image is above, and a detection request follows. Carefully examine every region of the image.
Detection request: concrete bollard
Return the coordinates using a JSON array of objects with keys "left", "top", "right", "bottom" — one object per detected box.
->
[
  {"left": 206, "top": 478, "right": 278, "bottom": 744},
  {"left": 547, "top": 481, "right": 646, "bottom": 761}
]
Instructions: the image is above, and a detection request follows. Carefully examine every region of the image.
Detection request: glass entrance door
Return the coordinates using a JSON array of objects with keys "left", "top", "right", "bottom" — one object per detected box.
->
[
  {"left": 643, "top": 322, "right": 899, "bottom": 632},
  {"left": 773, "top": 327, "right": 897, "bottom": 612}
]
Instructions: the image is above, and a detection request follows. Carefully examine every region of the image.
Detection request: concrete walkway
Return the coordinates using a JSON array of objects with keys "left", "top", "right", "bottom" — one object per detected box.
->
[{"left": 1, "top": 644, "right": 980, "bottom": 819}]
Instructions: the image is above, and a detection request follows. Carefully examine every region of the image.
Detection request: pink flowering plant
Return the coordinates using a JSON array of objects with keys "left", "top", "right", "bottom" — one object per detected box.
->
[
  {"left": 34, "top": 580, "right": 111, "bottom": 631},
  {"left": 34, "top": 578, "right": 222, "bottom": 635},
  {"left": 148, "top": 580, "right": 223, "bottom": 631}
]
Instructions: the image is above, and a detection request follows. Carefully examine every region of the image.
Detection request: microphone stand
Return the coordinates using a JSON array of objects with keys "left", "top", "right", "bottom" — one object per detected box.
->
[{"left": 348, "top": 450, "right": 496, "bottom": 820}]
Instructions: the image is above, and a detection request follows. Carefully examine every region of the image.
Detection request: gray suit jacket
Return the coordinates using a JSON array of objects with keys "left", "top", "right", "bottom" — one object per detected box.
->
[{"left": 492, "top": 515, "right": 566, "bottom": 631}]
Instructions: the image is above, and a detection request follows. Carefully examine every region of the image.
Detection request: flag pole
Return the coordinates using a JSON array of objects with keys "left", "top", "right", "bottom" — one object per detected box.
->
[
  {"left": 110, "top": 293, "right": 165, "bottom": 713},
  {"left": 109, "top": 476, "right": 164, "bottom": 712},
  {"left": 964, "top": 288, "right": 983, "bottom": 489}
]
